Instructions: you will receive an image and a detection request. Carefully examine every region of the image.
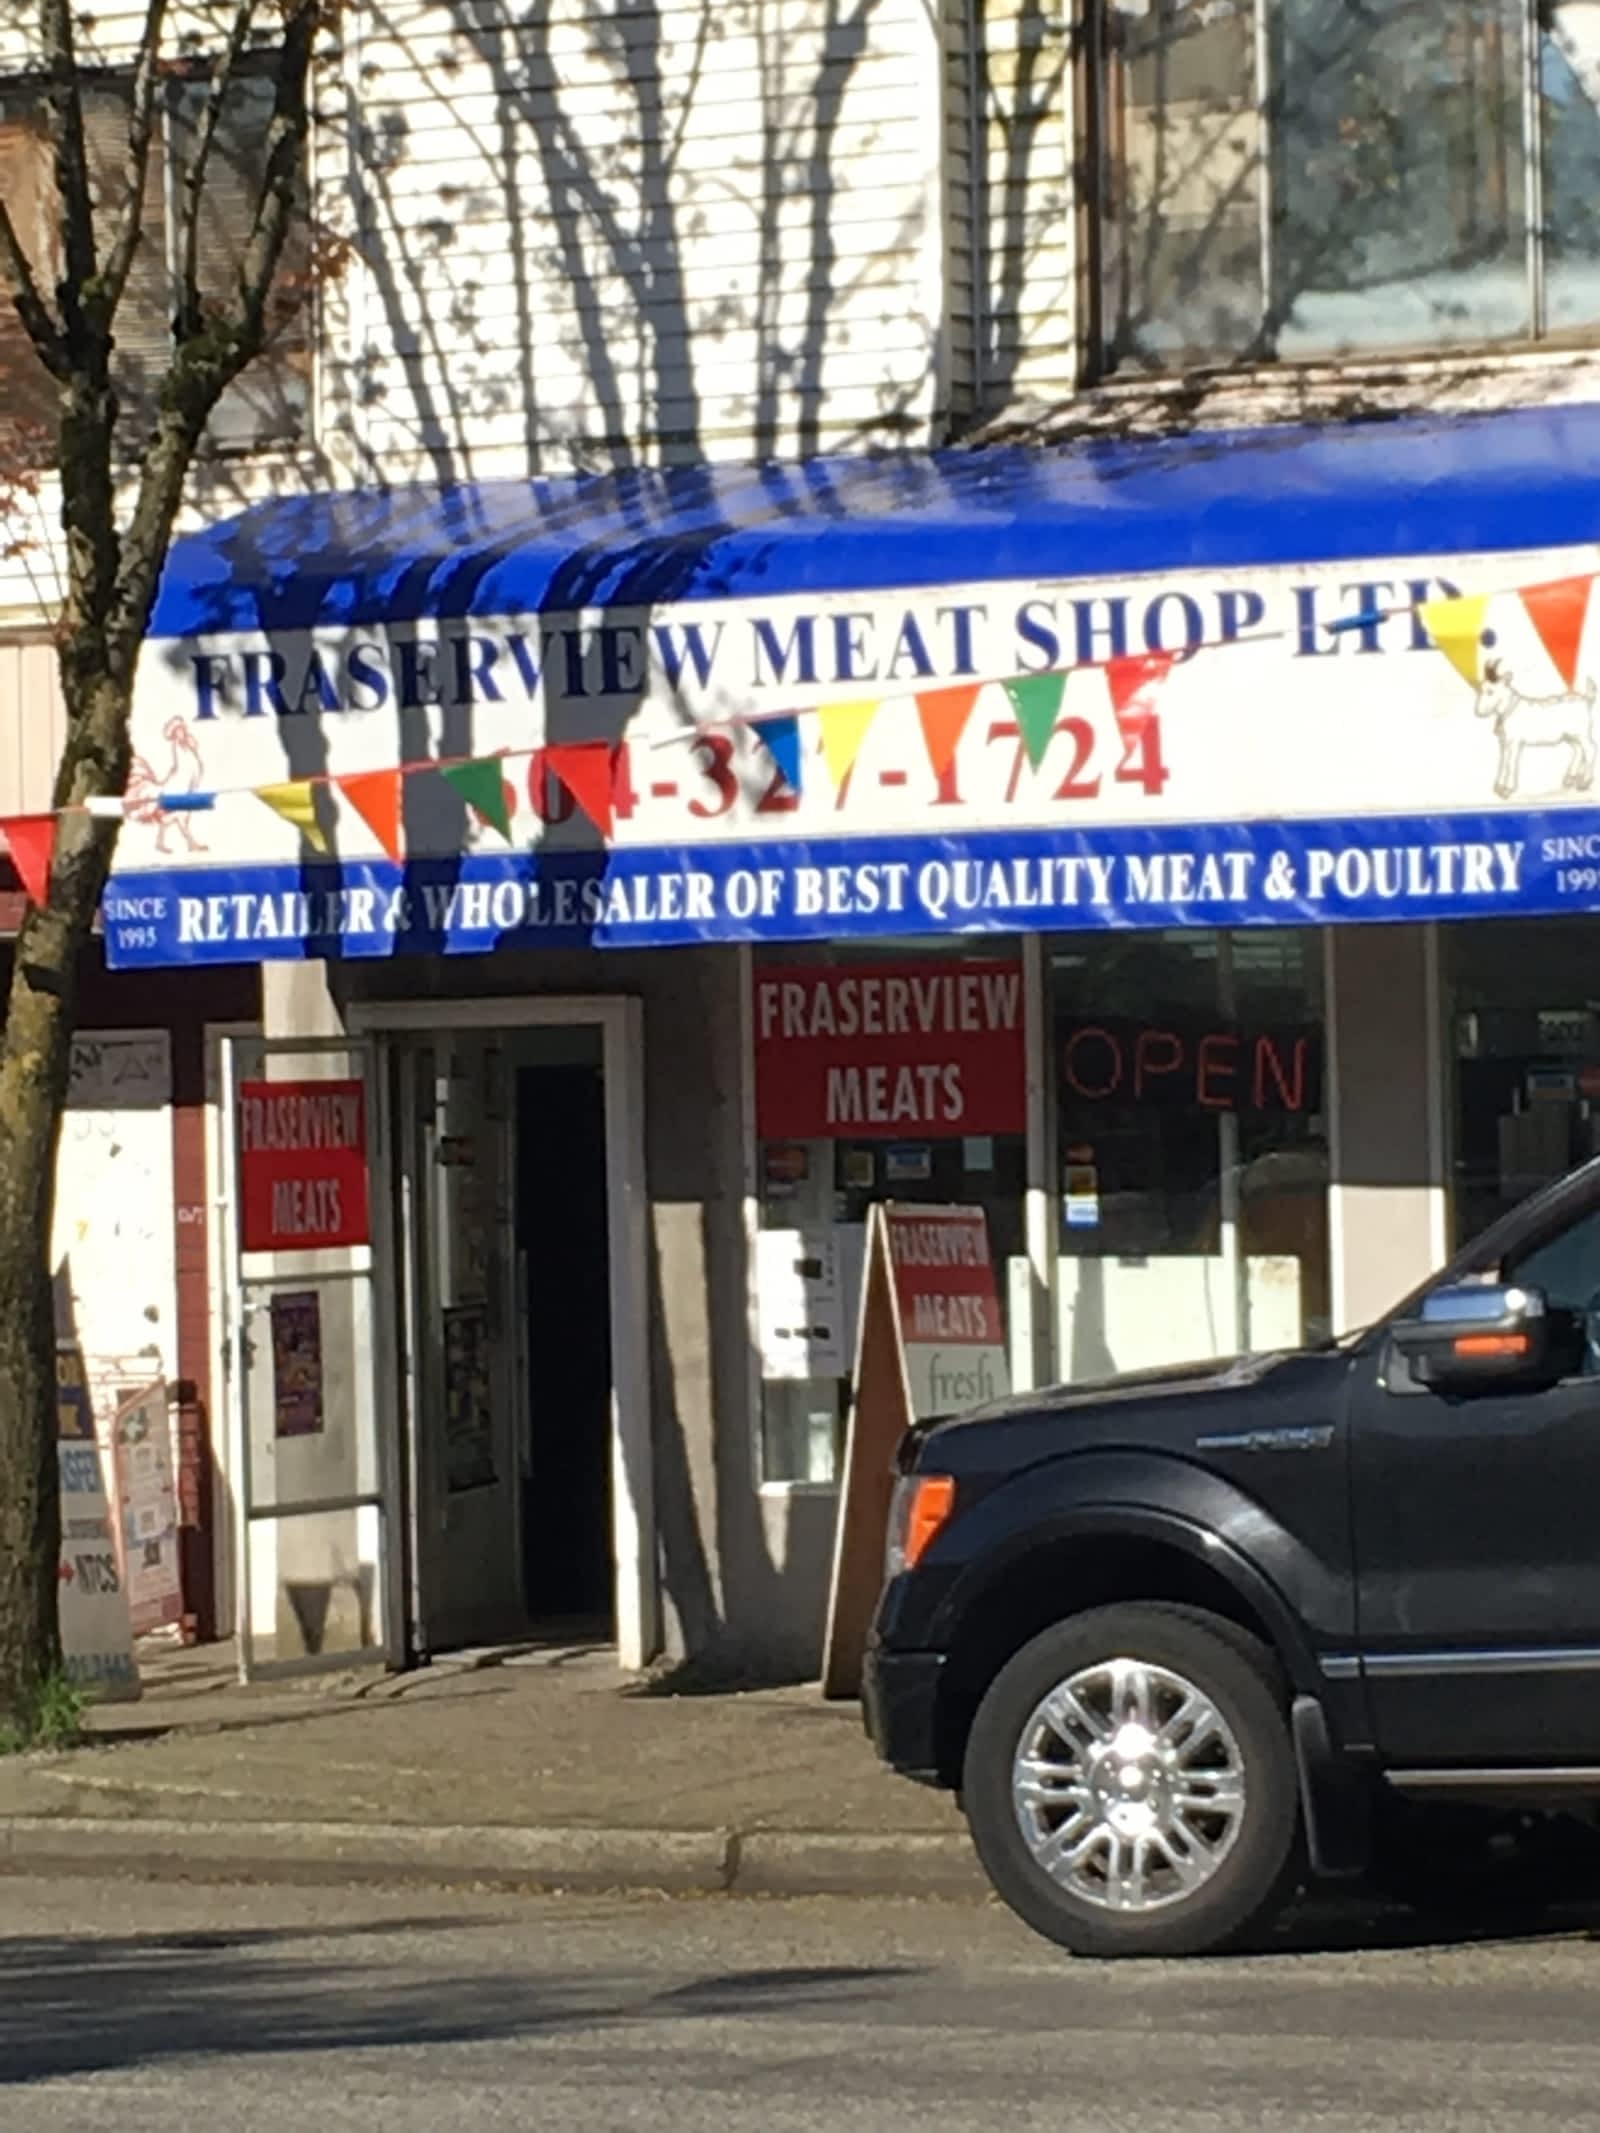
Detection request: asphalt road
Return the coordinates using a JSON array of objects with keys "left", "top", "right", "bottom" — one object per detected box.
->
[{"left": 3, "top": 1873, "right": 1599, "bottom": 2131}]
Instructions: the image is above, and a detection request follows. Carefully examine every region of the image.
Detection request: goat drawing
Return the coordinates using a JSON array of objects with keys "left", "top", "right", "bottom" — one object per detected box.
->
[{"left": 1474, "top": 658, "right": 1597, "bottom": 800}]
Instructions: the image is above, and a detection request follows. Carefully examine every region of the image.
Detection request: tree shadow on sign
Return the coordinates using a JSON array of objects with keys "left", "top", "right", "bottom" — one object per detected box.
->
[{"left": 0, "top": 1916, "right": 922, "bottom": 2084}]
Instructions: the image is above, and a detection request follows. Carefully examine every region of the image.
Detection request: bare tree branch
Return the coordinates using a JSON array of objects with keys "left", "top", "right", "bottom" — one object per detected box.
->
[
  {"left": 107, "top": 0, "right": 323, "bottom": 679},
  {"left": 98, "top": 0, "right": 174, "bottom": 316},
  {"left": 38, "top": 0, "right": 99, "bottom": 345},
  {"left": 0, "top": 195, "right": 67, "bottom": 375},
  {"left": 174, "top": 0, "right": 259, "bottom": 341},
  {"left": 234, "top": 0, "right": 319, "bottom": 341}
]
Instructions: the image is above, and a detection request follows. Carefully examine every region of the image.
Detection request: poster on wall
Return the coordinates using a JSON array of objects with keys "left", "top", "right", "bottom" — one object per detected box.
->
[
  {"left": 821, "top": 1204, "right": 1008, "bottom": 1698},
  {"left": 56, "top": 1345, "right": 141, "bottom": 1703},
  {"left": 110, "top": 1384, "right": 183, "bottom": 1636},
  {"left": 270, "top": 1292, "right": 325, "bottom": 1438},
  {"left": 237, "top": 1079, "right": 370, "bottom": 1251},
  {"left": 443, "top": 1303, "right": 497, "bottom": 1493},
  {"left": 753, "top": 961, "right": 1026, "bottom": 1140}
]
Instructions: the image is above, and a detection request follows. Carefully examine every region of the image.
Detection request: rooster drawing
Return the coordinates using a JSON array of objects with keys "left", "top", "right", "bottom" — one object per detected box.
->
[{"left": 126, "top": 717, "right": 207, "bottom": 853}]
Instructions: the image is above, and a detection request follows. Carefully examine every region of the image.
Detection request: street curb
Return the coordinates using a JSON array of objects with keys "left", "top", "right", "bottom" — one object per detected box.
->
[{"left": 0, "top": 1815, "right": 988, "bottom": 1901}]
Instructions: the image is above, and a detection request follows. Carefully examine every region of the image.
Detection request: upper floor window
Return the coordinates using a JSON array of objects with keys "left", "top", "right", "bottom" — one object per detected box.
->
[
  {"left": 1093, "top": 1, "right": 1600, "bottom": 373},
  {"left": 0, "top": 64, "right": 310, "bottom": 460}
]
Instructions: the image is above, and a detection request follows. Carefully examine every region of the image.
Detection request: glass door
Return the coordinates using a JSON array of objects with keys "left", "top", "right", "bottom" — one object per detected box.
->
[{"left": 222, "top": 1034, "right": 396, "bottom": 1679}]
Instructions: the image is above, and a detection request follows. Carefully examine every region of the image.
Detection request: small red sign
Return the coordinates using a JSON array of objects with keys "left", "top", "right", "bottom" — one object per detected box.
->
[
  {"left": 884, "top": 1203, "right": 1010, "bottom": 1417},
  {"left": 886, "top": 1205, "right": 1005, "bottom": 1347},
  {"left": 753, "top": 960, "right": 1026, "bottom": 1141},
  {"left": 238, "top": 1079, "right": 370, "bottom": 1252}
]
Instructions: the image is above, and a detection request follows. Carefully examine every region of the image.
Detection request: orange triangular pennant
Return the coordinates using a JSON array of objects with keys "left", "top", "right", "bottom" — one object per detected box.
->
[
  {"left": 914, "top": 685, "right": 981, "bottom": 780},
  {"left": 336, "top": 769, "right": 403, "bottom": 861},
  {"left": 547, "top": 742, "right": 616, "bottom": 839},
  {"left": 2, "top": 813, "right": 54, "bottom": 907},
  {"left": 1520, "top": 575, "right": 1594, "bottom": 689}
]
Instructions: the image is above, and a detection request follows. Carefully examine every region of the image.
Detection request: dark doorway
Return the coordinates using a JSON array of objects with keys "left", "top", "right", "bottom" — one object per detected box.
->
[{"left": 515, "top": 1061, "right": 614, "bottom": 1629}]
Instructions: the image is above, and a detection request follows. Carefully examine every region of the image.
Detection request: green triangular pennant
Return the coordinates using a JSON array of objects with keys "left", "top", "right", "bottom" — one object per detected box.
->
[
  {"left": 1003, "top": 673, "right": 1067, "bottom": 768},
  {"left": 440, "top": 756, "right": 513, "bottom": 840}
]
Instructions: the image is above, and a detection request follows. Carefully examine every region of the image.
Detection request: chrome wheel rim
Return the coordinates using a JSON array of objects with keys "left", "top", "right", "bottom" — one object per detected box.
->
[{"left": 1010, "top": 1657, "right": 1247, "bottom": 1914}]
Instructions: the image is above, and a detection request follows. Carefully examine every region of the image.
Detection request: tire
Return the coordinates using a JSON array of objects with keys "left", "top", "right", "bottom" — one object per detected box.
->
[{"left": 962, "top": 1605, "right": 1300, "bottom": 1959}]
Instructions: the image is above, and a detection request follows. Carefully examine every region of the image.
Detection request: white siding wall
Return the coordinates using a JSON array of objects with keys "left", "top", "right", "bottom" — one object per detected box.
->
[
  {"left": 970, "top": 0, "right": 1076, "bottom": 415},
  {"left": 0, "top": 635, "right": 66, "bottom": 816},
  {"left": 331, "top": 0, "right": 949, "bottom": 474},
  {"left": 1, "top": 0, "right": 958, "bottom": 590}
]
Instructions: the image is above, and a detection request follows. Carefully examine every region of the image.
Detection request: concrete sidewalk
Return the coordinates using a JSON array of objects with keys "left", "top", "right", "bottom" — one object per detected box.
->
[{"left": 0, "top": 1640, "right": 982, "bottom": 1901}]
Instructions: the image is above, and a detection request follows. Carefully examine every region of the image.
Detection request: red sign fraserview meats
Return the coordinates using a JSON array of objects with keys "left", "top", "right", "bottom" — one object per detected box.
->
[
  {"left": 753, "top": 960, "right": 1026, "bottom": 1141},
  {"left": 884, "top": 1203, "right": 1010, "bottom": 1418},
  {"left": 238, "top": 1079, "right": 370, "bottom": 1252}
]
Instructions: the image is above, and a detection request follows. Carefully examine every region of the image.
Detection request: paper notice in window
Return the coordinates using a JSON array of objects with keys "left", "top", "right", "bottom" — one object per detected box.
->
[{"left": 756, "top": 1228, "right": 848, "bottom": 1381}]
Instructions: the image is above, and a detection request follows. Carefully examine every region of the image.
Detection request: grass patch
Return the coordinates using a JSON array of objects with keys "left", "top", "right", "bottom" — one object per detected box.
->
[{"left": 0, "top": 1670, "right": 86, "bottom": 1754}]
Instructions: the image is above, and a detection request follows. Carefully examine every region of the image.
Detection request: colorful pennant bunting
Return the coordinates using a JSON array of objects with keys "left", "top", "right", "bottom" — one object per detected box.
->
[
  {"left": 255, "top": 780, "right": 329, "bottom": 854},
  {"left": 757, "top": 715, "right": 803, "bottom": 795},
  {"left": 546, "top": 741, "right": 617, "bottom": 840},
  {"left": 336, "top": 769, "right": 404, "bottom": 862},
  {"left": 818, "top": 698, "right": 880, "bottom": 788},
  {"left": 441, "top": 756, "right": 514, "bottom": 841},
  {"left": 3, "top": 813, "right": 55, "bottom": 907},
  {"left": 1418, "top": 594, "right": 1492, "bottom": 687},
  {"left": 1520, "top": 575, "right": 1593, "bottom": 689},
  {"left": 1003, "top": 674, "right": 1066, "bottom": 769},
  {"left": 1105, "top": 651, "right": 1177, "bottom": 716},
  {"left": 914, "top": 685, "right": 981, "bottom": 780}
]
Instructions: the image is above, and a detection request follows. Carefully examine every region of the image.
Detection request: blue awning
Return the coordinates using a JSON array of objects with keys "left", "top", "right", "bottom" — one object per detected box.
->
[{"left": 153, "top": 403, "right": 1600, "bottom": 640}]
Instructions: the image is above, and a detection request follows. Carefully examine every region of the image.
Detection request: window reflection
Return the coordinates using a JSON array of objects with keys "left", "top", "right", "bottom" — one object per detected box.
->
[
  {"left": 1099, "top": 1, "right": 1600, "bottom": 369},
  {"left": 1052, "top": 931, "right": 1330, "bottom": 1376}
]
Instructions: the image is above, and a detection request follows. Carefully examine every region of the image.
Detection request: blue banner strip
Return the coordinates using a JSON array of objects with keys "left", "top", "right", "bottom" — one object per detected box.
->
[{"left": 101, "top": 809, "right": 1600, "bottom": 969}]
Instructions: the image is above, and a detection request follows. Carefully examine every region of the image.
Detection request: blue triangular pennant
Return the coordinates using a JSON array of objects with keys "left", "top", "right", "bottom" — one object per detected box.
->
[{"left": 758, "top": 714, "right": 803, "bottom": 795}]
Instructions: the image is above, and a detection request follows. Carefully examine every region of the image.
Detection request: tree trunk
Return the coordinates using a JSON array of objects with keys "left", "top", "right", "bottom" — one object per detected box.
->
[
  {"left": 0, "top": 694, "right": 125, "bottom": 1723},
  {"left": 0, "top": 917, "right": 80, "bottom": 1718}
]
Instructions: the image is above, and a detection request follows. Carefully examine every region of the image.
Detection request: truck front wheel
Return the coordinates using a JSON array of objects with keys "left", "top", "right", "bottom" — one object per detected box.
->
[{"left": 962, "top": 1605, "right": 1300, "bottom": 1958}]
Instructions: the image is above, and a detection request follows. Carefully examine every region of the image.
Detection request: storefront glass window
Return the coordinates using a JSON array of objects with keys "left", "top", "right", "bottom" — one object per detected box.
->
[
  {"left": 1448, "top": 918, "right": 1600, "bottom": 1246},
  {"left": 1051, "top": 930, "right": 1330, "bottom": 1377},
  {"left": 752, "top": 940, "right": 1026, "bottom": 1485}
]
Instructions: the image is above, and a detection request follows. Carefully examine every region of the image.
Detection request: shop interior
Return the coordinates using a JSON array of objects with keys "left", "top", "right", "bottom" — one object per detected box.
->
[{"left": 395, "top": 1026, "right": 615, "bottom": 1653}]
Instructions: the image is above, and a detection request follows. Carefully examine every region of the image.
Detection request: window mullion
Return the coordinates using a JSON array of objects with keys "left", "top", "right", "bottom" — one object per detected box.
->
[
  {"left": 1255, "top": 0, "right": 1276, "bottom": 356},
  {"left": 1524, "top": 0, "right": 1547, "bottom": 338}
]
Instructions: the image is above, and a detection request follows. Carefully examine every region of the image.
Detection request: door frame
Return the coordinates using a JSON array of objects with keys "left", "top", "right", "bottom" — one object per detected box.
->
[
  {"left": 349, "top": 994, "right": 657, "bottom": 1670},
  {"left": 209, "top": 1028, "right": 403, "bottom": 1682}
]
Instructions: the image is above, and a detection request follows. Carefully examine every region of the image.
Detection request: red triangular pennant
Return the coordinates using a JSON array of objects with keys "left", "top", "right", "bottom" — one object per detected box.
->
[
  {"left": 547, "top": 742, "right": 616, "bottom": 839},
  {"left": 336, "top": 769, "right": 403, "bottom": 861},
  {"left": 1104, "top": 651, "right": 1177, "bottom": 715},
  {"left": 3, "top": 813, "right": 55, "bottom": 907},
  {"left": 1520, "top": 575, "right": 1594, "bottom": 689},
  {"left": 914, "top": 685, "right": 981, "bottom": 780}
]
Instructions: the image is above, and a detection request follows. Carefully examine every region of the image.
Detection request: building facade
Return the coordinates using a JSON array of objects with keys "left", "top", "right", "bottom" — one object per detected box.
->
[{"left": 6, "top": 2, "right": 1600, "bottom": 1674}]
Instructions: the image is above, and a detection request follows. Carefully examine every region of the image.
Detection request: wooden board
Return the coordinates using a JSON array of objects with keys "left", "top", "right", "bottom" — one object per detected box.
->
[{"left": 820, "top": 1206, "right": 913, "bottom": 1700}]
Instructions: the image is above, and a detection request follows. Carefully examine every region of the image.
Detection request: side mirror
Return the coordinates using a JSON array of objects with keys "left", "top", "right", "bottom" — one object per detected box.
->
[{"left": 1389, "top": 1282, "right": 1573, "bottom": 1393}]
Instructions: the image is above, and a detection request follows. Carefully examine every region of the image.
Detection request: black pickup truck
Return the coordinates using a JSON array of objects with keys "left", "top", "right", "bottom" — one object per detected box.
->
[{"left": 864, "top": 1156, "right": 1600, "bottom": 1957}]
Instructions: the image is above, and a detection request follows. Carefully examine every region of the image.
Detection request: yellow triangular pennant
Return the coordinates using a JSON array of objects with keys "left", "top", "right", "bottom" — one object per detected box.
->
[
  {"left": 256, "top": 779, "right": 330, "bottom": 854},
  {"left": 1418, "top": 594, "right": 1491, "bottom": 687},
  {"left": 817, "top": 698, "right": 880, "bottom": 788}
]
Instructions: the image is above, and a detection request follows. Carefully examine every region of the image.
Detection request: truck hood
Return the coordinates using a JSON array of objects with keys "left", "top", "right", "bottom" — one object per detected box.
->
[{"left": 950, "top": 1348, "right": 1298, "bottom": 1427}]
